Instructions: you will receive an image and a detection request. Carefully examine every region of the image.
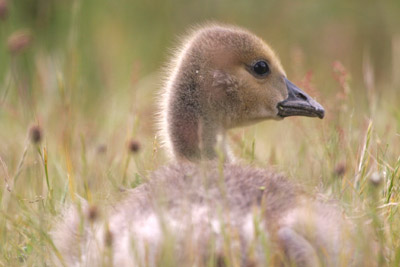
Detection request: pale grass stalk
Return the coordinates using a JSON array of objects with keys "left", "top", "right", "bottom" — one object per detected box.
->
[
  {"left": 252, "top": 206, "right": 271, "bottom": 265},
  {"left": 79, "top": 135, "right": 91, "bottom": 201},
  {"left": 386, "top": 156, "right": 400, "bottom": 204},
  {"left": 122, "top": 116, "right": 140, "bottom": 186},
  {"left": 368, "top": 180, "right": 386, "bottom": 265},
  {"left": 64, "top": 145, "right": 76, "bottom": 202},
  {"left": 36, "top": 146, "right": 55, "bottom": 213},
  {"left": 354, "top": 120, "right": 373, "bottom": 194},
  {"left": 1, "top": 137, "right": 29, "bottom": 211},
  {"left": 378, "top": 202, "right": 399, "bottom": 209},
  {"left": 151, "top": 135, "right": 160, "bottom": 171},
  {"left": 13, "top": 137, "right": 30, "bottom": 184},
  {"left": 121, "top": 154, "right": 131, "bottom": 186},
  {"left": 0, "top": 73, "right": 11, "bottom": 107},
  {"left": 0, "top": 156, "right": 11, "bottom": 192}
]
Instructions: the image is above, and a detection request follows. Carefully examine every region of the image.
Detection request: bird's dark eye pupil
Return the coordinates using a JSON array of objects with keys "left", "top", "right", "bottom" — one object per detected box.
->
[{"left": 253, "top": 61, "right": 269, "bottom": 75}]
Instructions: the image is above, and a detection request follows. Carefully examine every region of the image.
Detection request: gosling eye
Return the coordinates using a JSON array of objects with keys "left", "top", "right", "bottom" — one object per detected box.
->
[{"left": 251, "top": 60, "right": 270, "bottom": 77}]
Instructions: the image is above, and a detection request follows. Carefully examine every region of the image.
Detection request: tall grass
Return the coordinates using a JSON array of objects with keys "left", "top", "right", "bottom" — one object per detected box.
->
[{"left": 0, "top": 0, "right": 399, "bottom": 265}]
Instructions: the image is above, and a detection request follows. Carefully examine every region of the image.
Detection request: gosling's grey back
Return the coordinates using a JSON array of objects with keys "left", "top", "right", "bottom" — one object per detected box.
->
[{"left": 53, "top": 162, "right": 354, "bottom": 266}]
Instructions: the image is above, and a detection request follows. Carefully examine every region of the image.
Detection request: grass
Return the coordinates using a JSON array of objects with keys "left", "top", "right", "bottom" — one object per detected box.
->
[{"left": 0, "top": 0, "right": 400, "bottom": 266}]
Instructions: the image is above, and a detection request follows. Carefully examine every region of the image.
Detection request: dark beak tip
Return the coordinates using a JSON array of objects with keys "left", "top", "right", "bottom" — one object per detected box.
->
[
  {"left": 280, "top": 78, "right": 325, "bottom": 120},
  {"left": 317, "top": 108, "right": 325, "bottom": 119}
]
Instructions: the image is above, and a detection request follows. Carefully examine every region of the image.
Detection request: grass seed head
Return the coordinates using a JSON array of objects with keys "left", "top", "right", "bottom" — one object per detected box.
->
[
  {"left": 369, "top": 171, "right": 383, "bottom": 187},
  {"left": 7, "top": 29, "right": 32, "bottom": 54},
  {"left": 87, "top": 205, "right": 99, "bottom": 222},
  {"left": 29, "top": 125, "right": 42, "bottom": 144},
  {"left": 334, "top": 162, "right": 346, "bottom": 177},
  {"left": 0, "top": 0, "right": 8, "bottom": 21},
  {"left": 127, "top": 139, "right": 141, "bottom": 154},
  {"left": 97, "top": 144, "right": 107, "bottom": 154}
]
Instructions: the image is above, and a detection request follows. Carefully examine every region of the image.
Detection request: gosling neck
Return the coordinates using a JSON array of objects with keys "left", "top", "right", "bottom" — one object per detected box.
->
[{"left": 167, "top": 72, "right": 230, "bottom": 162}]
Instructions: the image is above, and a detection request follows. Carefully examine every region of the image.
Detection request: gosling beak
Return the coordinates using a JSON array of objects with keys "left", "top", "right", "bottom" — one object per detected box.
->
[{"left": 277, "top": 78, "right": 325, "bottom": 119}]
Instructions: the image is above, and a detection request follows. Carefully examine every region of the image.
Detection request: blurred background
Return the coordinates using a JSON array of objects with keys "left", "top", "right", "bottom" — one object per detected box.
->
[
  {"left": 0, "top": 0, "right": 400, "bottom": 264},
  {"left": 1, "top": 0, "right": 400, "bottom": 117},
  {"left": 0, "top": 0, "right": 399, "bottom": 158}
]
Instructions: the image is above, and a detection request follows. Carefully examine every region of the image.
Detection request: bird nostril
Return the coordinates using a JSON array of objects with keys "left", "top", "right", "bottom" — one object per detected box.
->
[{"left": 296, "top": 92, "right": 308, "bottom": 101}]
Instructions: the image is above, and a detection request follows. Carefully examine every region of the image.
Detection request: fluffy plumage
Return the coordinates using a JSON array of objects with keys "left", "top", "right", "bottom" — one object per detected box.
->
[{"left": 54, "top": 163, "right": 350, "bottom": 266}]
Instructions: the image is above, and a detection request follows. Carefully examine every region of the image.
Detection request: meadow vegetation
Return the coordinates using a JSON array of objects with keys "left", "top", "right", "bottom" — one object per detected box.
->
[{"left": 0, "top": 0, "right": 399, "bottom": 265}]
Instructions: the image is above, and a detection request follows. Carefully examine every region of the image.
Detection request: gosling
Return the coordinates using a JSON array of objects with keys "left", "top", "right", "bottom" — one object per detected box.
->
[{"left": 52, "top": 24, "right": 374, "bottom": 267}]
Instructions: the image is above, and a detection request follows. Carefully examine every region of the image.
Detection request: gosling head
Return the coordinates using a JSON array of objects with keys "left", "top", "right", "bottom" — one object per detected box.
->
[{"left": 161, "top": 24, "right": 324, "bottom": 161}]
